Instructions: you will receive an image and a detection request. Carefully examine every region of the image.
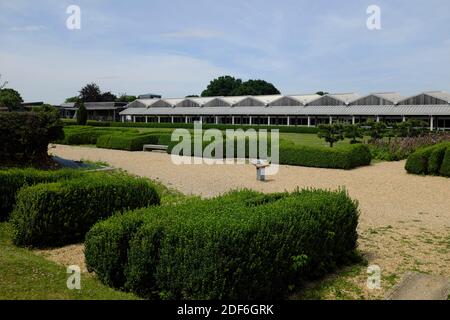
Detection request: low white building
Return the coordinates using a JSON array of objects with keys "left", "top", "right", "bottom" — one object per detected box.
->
[{"left": 119, "top": 91, "right": 450, "bottom": 130}]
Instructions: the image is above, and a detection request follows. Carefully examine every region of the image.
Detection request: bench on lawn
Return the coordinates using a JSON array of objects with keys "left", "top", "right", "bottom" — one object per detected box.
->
[{"left": 143, "top": 144, "right": 169, "bottom": 152}]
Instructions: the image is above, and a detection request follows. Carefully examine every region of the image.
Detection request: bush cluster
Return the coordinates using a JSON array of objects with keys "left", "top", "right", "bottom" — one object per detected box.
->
[
  {"left": 0, "top": 112, "right": 63, "bottom": 164},
  {"left": 0, "top": 168, "right": 84, "bottom": 221},
  {"left": 405, "top": 142, "right": 450, "bottom": 176},
  {"left": 85, "top": 189, "right": 359, "bottom": 299},
  {"left": 11, "top": 172, "right": 160, "bottom": 247}
]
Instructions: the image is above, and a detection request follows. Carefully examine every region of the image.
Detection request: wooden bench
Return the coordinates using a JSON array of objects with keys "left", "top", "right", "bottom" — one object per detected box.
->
[{"left": 143, "top": 144, "right": 169, "bottom": 152}]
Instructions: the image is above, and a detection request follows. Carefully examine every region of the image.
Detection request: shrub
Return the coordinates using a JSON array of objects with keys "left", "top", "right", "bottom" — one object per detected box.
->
[
  {"left": 279, "top": 142, "right": 371, "bottom": 169},
  {"left": 11, "top": 173, "right": 160, "bottom": 247},
  {"left": 440, "top": 147, "right": 450, "bottom": 177},
  {"left": 0, "top": 112, "right": 63, "bottom": 164},
  {"left": 0, "top": 168, "right": 84, "bottom": 221},
  {"left": 428, "top": 143, "right": 450, "bottom": 174},
  {"left": 86, "top": 189, "right": 359, "bottom": 300},
  {"left": 405, "top": 142, "right": 450, "bottom": 175},
  {"left": 76, "top": 103, "right": 88, "bottom": 125}
]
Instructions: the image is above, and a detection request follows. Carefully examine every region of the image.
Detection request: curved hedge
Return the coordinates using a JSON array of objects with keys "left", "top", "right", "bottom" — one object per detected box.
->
[
  {"left": 85, "top": 189, "right": 359, "bottom": 299},
  {"left": 11, "top": 173, "right": 160, "bottom": 247},
  {"left": 405, "top": 142, "right": 450, "bottom": 176},
  {"left": 0, "top": 168, "right": 84, "bottom": 221}
]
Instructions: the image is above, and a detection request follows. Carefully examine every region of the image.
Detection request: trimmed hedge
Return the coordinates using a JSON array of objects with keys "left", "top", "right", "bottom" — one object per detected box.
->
[
  {"left": 11, "top": 173, "right": 160, "bottom": 247},
  {"left": 57, "top": 126, "right": 138, "bottom": 145},
  {"left": 62, "top": 119, "right": 319, "bottom": 134},
  {"left": 0, "top": 168, "right": 84, "bottom": 221},
  {"left": 97, "top": 133, "right": 172, "bottom": 151},
  {"left": 279, "top": 142, "right": 372, "bottom": 169},
  {"left": 405, "top": 142, "right": 450, "bottom": 176},
  {"left": 85, "top": 189, "right": 359, "bottom": 299},
  {"left": 0, "top": 112, "right": 63, "bottom": 164}
]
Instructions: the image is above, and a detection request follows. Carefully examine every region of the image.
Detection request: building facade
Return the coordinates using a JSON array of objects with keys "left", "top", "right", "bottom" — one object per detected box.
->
[{"left": 119, "top": 91, "right": 450, "bottom": 130}]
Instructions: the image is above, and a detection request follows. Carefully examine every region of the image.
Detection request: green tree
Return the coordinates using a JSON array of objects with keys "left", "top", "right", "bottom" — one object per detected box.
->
[
  {"left": 0, "top": 88, "right": 23, "bottom": 111},
  {"left": 365, "top": 120, "right": 387, "bottom": 141},
  {"left": 185, "top": 94, "right": 199, "bottom": 98},
  {"left": 344, "top": 124, "right": 364, "bottom": 144},
  {"left": 318, "top": 123, "right": 345, "bottom": 147},
  {"left": 76, "top": 102, "right": 88, "bottom": 125},
  {"left": 117, "top": 94, "right": 137, "bottom": 103},
  {"left": 65, "top": 96, "right": 80, "bottom": 103},
  {"left": 201, "top": 76, "right": 242, "bottom": 97},
  {"left": 101, "top": 91, "right": 117, "bottom": 102},
  {"left": 395, "top": 119, "right": 427, "bottom": 137},
  {"left": 316, "top": 91, "right": 329, "bottom": 96},
  {"left": 79, "top": 83, "right": 102, "bottom": 102},
  {"left": 231, "top": 79, "right": 280, "bottom": 96}
]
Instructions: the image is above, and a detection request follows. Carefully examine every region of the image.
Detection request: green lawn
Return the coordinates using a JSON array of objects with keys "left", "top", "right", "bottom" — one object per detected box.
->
[{"left": 0, "top": 222, "right": 139, "bottom": 300}]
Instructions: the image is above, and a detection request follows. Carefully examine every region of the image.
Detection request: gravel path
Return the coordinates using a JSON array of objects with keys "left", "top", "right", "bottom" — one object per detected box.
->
[{"left": 51, "top": 144, "right": 450, "bottom": 231}]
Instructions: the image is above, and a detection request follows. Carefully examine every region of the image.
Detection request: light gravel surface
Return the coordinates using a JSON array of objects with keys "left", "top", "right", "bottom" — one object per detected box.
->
[{"left": 43, "top": 144, "right": 450, "bottom": 299}]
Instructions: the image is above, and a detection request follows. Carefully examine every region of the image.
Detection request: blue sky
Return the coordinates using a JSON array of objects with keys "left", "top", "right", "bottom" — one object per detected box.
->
[{"left": 0, "top": 0, "right": 449, "bottom": 104}]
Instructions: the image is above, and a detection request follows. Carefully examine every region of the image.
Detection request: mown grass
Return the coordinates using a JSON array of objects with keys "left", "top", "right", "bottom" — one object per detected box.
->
[{"left": 0, "top": 222, "right": 139, "bottom": 300}]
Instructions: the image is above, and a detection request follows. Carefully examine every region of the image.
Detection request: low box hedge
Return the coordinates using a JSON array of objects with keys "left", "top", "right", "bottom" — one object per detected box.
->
[
  {"left": 57, "top": 126, "right": 138, "bottom": 145},
  {"left": 96, "top": 133, "right": 172, "bottom": 151},
  {"left": 63, "top": 120, "right": 319, "bottom": 134},
  {"left": 11, "top": 173, "right": 160, "bottom": 247},
  {"left": 405, "top": 142, "right": 450, "bottom": 176},
  {"left": 0, "top": 168, "right": 84, "bottom": 221},
  {"left": 85, "top": 189, "right": 359, "bottom": 299},
  {"left": 278, "top": 142, "right": 372, "bottom": 169}
]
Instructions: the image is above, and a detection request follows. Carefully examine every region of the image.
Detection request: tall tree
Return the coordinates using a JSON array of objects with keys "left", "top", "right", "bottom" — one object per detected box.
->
[
  {"left": 65, "top": 96, "right": 80, "bottom": 103},
  {"left": 201, "top": 76, "right": 242, "bottom": 97},
  {"left": 79, "top": 83, "right": 102, "bottom": 102},
  {"left": 76, "top": 102, "right": 88, "bottom": 125},
  {"left": 101, "top": 91, "right": 117, "bottom": 102},
  {"left": 0, "top": 88, "right": 23, "bottom": 111},
  {"left": 117, "top": 94, "right": 137, "bottom": 103},
  {"left": 316, "top": 91, "right": 329, "bottom": 96},
  {"left": 231, "top": 79, "right": 280, "bottom": 96}
]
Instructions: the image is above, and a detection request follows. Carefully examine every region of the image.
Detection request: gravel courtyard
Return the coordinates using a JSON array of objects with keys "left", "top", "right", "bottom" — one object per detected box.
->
[{"left": 46, "top": 144, "right": 450, "bottom": 299}]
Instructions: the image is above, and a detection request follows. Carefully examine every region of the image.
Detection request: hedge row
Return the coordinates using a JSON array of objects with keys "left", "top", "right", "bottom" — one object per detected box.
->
[
  {"left": 0, "top": 168, "right": 84, "bottom": 221},
  {"left": 62, "top": 119, "right": 319, "bottom": 134},
  {"left": 57, "top": 126, "right": 137, "bottom": 145},
  {"left": 11, "top": 173, "right": 160, "bottom": 247},
  {"left": 279, "top": 142, "right": 372, "bottom": 169},
  {"left": 167, "top": 138, "right": 371, "bottom": 169},
  {"left": 85, "top": 189, "right": 359, "bottom": 299},
  {"left": 97, "top": 133, "right": 172, "bottom": 151},
  {"left": 405, "top": 142, "right": 450, "bottom": 176}
]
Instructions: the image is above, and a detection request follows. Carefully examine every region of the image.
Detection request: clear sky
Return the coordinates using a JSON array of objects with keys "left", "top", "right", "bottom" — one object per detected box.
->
[{"left": 0, "top": 0, "right": 449, "bottom": 104}]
